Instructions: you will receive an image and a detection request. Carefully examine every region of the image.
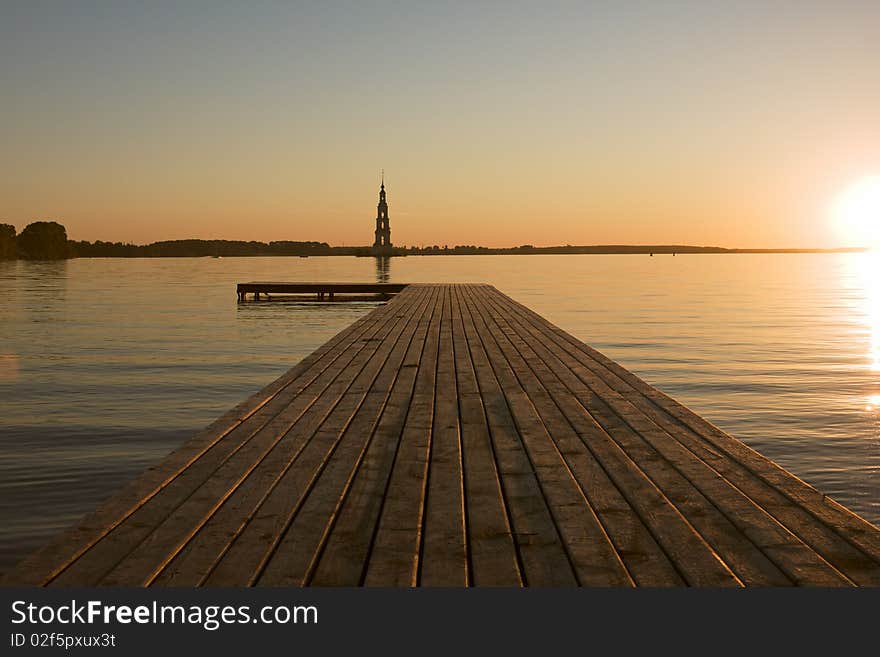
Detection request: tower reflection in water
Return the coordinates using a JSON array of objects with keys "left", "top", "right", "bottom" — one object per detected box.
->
[{"left": 375, "top": 256, "right": 390, "bottom": 283}]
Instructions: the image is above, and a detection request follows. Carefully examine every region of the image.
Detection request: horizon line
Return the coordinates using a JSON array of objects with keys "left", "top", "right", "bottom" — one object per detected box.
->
[{"left": 67, "top": 236, "right": 871, "bottom": 253}]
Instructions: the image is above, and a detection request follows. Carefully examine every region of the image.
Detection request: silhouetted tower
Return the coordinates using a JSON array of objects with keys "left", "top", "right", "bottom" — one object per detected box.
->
[{"left": 373, "top": 173, "right": 392, "bottom": 250}]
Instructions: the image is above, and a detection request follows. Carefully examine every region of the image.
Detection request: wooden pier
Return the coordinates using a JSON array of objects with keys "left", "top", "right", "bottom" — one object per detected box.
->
[
  {"left": 5, "top": 284, "right": 880, "bottom": 586},
  {"left": 237, "top": 282, "right": 408, "bottom": 301}
]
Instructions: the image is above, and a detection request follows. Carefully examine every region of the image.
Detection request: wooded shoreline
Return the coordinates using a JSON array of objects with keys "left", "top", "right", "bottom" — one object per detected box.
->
[{"left": 0, "top": 221, "right": 865, "bottom": 260}]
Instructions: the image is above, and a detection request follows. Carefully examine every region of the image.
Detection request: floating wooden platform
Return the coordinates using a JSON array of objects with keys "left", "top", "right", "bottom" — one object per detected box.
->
[
  {"left": 237, "top": 282, "right": 408, "bottom": 301},
  {"left": 5, "top": 284, "right": 880, "bottom": 587}
]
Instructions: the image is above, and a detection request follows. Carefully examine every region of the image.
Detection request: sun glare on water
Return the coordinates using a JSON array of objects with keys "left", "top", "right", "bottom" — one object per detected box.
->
[
  {"left": 832, "top": 175, "right": 880, "bottom": 249},
  {"left": 852, "top": 252, "right": 880, "bottom": 373}
]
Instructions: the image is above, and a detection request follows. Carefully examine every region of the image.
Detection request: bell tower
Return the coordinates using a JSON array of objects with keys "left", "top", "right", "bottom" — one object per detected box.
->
[{"left": 373, "top": 171, "right": 392, "bottom": 251}]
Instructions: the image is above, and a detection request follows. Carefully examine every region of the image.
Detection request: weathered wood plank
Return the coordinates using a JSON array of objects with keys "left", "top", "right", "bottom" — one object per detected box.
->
[
  {"left": 450, "top": 284, "right": 578, "bottom": 586},
  {"left": 307, "top": 287, "right": 441, "bottom": 585},
  {"left": 448, "top": 286, "right": 522, "bottom": 586},
  {"left": 362, "top": 288, "right": 444, "bottom": 586},
  {"left": 419, "top": 285, "right": 469, "bottom": 586}
]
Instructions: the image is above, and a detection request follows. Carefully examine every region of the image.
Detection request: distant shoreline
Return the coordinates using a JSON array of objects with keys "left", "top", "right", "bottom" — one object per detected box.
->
[
  {"left": 64, "top": 242, "right": 868, "bottom": 258},
  {"left": 1, "top": 223, "right": 869, "bottom": 261}
]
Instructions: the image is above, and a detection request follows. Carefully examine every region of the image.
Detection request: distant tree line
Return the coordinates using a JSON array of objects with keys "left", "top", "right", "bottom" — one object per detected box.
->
[
  {"left": 70, "top": 238, "right": 338, "bottom": 257},
  {"left": 0, "top": 221, "right": 344, "bottom": 258},
  {"left": 0, "top": 220, "right": 863, "bottom": 260}
]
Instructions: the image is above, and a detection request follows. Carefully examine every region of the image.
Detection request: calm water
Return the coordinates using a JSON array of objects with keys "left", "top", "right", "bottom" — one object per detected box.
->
[{"left": 1, "top": 254, "right": 879, "bottom": 572}]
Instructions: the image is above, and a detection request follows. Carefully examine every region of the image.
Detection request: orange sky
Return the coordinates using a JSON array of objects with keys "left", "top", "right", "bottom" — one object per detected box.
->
[{"left": 2, "top": 3, "right": 879, "bottom": 248}]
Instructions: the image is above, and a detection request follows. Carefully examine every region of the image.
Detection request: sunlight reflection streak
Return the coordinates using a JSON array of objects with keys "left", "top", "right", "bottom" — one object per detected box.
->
[{"left": 852, "top": 252, "right": 880, "bottom": 372}]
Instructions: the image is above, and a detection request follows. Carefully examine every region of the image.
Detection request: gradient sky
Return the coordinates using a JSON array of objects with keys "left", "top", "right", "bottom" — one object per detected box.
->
[{"left": 2, "top": 1, "right": 879, "bottom": 247}]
